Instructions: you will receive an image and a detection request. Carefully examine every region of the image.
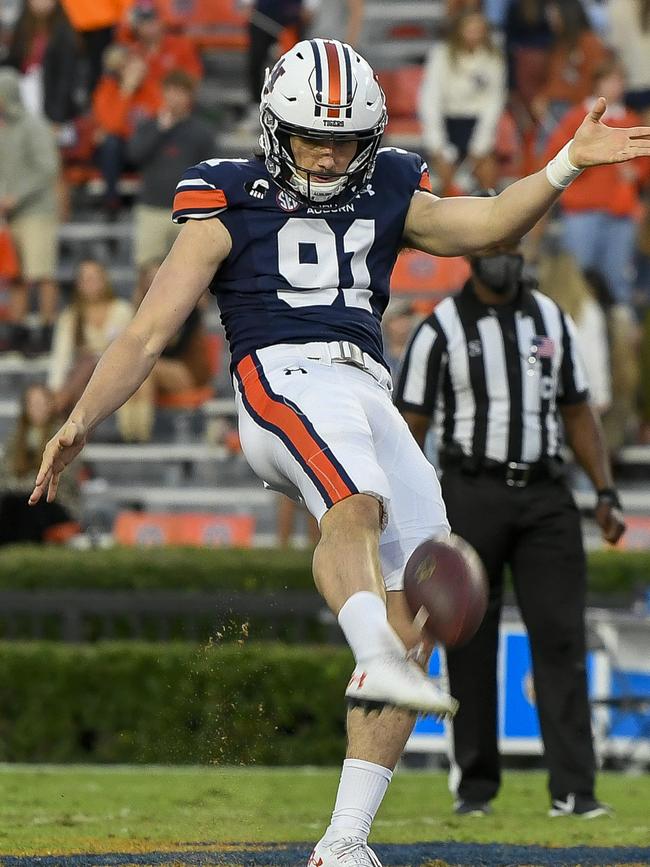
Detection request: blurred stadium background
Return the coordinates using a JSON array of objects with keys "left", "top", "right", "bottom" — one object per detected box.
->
[{"left": 0, "top": 0, "right": 649, "bottom": 863}]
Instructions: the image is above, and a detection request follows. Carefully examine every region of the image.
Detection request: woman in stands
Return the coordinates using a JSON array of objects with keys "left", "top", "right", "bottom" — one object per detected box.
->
[
  {"left": 0, "top": 383, "right": 79, "bottom": 545},
  {"left": 419, "top": 10, "right": 506, "bottom": 193},
  {"left": 3, "top": 0, "right": 82, "bottom": 124},
  {"left": 538, "top": 252, "right": 612, "bottom": 416},
  {"left": 48, "top": 258, "right": 134, "bottom": 423},
  {"left": 532, "top": 0, "right": 610, "bottom": 150},
  {"left": 118, "top": 259, "right": 212, "bottom": 442}
]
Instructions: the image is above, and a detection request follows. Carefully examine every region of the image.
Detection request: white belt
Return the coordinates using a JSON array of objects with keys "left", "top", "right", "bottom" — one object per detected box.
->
[
  {"left": 303, "top": 341, "right": 392, "bottom": 390},
  {"left": 261, "top": 341, "right": 392, "bottom": 390}
]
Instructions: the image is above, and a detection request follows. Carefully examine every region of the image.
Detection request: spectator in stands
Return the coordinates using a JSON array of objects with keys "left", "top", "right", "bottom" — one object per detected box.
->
[
  {"left": 48, "top": 258, "right": 133, "bottom": 422},
  {"left": 639, "top": 306, "right": 650, "bottom": 443},
  {"left": 308, "top": 0, "right": 365, "bottom": 48},
  {"left": 60, "top": 0, "right": 130, "bottom": 95},
  {"left": 119, "top": 0, "right": 202, "bottom": 90},
  {"left": 126, "top": 69, "right": 214, "bottom": 289},
  {"left": 543, "top": 60, "right": 650, "bottom": 307},
  {"left": 446, "top": 0, "right": 482, "bottom": 19},
  {"left": 582, "top": 267, "right": 641, "bottom": 452},
  {"left": 0, "top": 67, "right": 60, "bottom": 354},
  {"left": 0, "top": 1, "right": 22, "bottom": 62},
  {"left": 3, "top": 0, "right": 83, "bottom": 125},
  {"left": 92, "top": 43, "right": 159, "bottom": 213},
  {"left": 121, "top": 259, "right": 212, "bottom": 441},
  {"left": 237, "top": 0, "right": 312, "bottom": 135},
  {"left": 538, "top": 252, "right": 611, "bottom": 414},
  {"left": 505, "top": 0, "right": 554, "bottom": 108},
  {"left": 419, "top": 11, "right": 506, "bottom": 193},
  {"left": 533, "top": 0, "right": 610, "bottom": 147},
  {"left": 382, "top": 299, "right": 416, "bottom": 382},
  {"left": 0, "top": 383, "right": 79, "bottom": 545},
  {"left": 608, "top": 0, "right": 650, "bottom": 123}
]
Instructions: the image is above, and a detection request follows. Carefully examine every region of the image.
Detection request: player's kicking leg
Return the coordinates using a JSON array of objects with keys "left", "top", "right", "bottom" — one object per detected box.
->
[{"left": 312, "top": 494, "right": 456, "bottom": 717}]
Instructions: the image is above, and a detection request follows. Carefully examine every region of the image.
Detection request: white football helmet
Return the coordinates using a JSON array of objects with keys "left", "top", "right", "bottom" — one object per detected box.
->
[{"left": 260, "top": 38, "right": 387, "bottom": 206}]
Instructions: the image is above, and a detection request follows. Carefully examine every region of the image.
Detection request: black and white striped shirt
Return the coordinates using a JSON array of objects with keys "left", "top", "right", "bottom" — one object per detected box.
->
[{"left": 395, "top": 281, "right": 589, "bottom": 463}]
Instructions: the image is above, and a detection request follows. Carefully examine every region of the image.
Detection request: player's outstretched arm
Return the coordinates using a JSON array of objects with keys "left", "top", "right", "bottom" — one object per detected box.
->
[
  {"left": 29, "top": 217, "right": 232, "bottom": 506},
  {"left": 404, "top": 97, "right": 650, "bottom": 257}
]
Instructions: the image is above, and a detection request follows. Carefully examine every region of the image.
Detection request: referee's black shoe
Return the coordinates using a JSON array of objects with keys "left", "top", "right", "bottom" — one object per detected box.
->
[
  {"left": 549, "top": 794, "right": 612, "bottom": 818},
  {"left": 454, "top": 800, "right": 492, "bottom": 816}
]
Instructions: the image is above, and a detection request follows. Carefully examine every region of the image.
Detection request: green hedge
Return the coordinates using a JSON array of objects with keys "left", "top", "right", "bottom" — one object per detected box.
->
[
  {"left": 0, "top": 546, "right": 314, "bottom": 591},
  {"left": 1, "top": 545, "right": 648, "bottom": 595},
  {"left": 0, "top": 642, "right": 350, "bottom": 764}
]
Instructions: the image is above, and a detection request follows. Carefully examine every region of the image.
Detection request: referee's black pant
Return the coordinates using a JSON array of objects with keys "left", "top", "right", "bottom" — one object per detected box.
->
[{"left": 442, "top": 469, "right": 596, "bottom": 804}]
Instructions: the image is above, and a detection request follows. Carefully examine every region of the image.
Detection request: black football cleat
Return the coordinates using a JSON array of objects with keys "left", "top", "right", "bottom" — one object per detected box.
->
[{"left": 549, "top": 794, "right": 612, "bottom": 818}]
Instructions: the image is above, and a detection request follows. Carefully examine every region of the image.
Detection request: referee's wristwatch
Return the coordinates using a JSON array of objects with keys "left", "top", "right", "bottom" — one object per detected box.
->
[{"left": 596, "top": 488, "right": 622, "bottom": 510}]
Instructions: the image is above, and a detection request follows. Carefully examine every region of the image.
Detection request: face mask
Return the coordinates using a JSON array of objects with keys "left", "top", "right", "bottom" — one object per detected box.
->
[{"left": 471, "top": 254, "right": 524, "bottom": 295}]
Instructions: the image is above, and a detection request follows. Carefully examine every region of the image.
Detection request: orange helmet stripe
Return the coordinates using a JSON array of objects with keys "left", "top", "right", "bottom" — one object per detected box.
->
[{"left": 324, "top": 40, "right": 341, "bottom": 118}]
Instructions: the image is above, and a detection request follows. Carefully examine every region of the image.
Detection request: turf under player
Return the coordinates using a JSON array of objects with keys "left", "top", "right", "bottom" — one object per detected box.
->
[{"left": 30, "top": 39, "right": 650, "bottom": 867}]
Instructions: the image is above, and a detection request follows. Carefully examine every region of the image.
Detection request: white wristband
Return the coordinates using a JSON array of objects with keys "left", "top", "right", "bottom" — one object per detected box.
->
[{"left": 545, "top": 140, "right": 583, "bottom": 190}]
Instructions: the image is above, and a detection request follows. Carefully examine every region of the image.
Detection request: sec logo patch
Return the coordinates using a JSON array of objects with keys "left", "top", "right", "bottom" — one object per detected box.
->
[{"left": 277, "top": 189, "right": 300, "bottom": 211}]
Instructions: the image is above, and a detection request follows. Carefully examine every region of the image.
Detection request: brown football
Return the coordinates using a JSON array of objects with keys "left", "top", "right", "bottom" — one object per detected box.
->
[{"left": 404, "top": 535, "right": 488, "bottom": 647}]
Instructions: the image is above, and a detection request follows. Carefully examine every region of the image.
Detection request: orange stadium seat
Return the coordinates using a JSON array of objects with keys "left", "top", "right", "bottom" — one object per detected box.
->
[
  {"left": 155, "top": 332, "right": 222, "bottom": 410},
  {"left": 114, "top": 511, "right": 255, "bottom": 546},
  {"left": 379, "top": 66, "right": 424, "bottom": 137},
  {"left": 156, "top": 384, "right": 214, "bottom": 409},
  {"left": 390, "top": 248, "right": 470, "bottom": 303},
  {"left": 43, "top": 521, "right": 83, "bottom": 544},
  {"left": 156, "top": 0, "right": 249, "bottom": 50}
]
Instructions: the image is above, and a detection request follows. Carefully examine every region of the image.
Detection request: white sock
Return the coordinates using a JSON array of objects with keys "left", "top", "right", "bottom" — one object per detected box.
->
[
  {"left": 337, "top": 591, "right": 406, "bottom": 663},
  {"left": 325, "top": 759, "right": 393, "bottom": 842}
]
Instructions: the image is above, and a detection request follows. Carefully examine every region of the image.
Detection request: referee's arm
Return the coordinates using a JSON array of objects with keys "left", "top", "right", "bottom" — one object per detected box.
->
[
  {"left": 557, "top": 313, "right": 626, "bottom": 545},
  {"left": 394, "top": 317, "right": 447, "bottom": 450}
]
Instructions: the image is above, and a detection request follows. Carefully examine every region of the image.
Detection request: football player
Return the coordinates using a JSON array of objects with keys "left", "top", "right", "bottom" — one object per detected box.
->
[{"left": 30, "top": 38, "right": 650, "bottom": 867}]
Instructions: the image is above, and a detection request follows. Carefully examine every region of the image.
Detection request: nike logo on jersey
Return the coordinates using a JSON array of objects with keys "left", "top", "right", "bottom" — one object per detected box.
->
[{"left": 284, "top": 366, "right": 307, "bottom": 375}]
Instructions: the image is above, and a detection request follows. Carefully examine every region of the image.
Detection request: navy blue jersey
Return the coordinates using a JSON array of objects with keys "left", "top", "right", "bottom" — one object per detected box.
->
[{"left": 172, "top": 148, "right": 432, "bottom": 370}]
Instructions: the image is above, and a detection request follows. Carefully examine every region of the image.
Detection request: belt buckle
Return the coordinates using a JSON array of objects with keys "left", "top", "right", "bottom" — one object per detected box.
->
[
  {"left": 506, "top": 461, "right": 530, "bottom": 488},
  {"left": 337, "top": 341, "right": 366, "bottom": 370}
]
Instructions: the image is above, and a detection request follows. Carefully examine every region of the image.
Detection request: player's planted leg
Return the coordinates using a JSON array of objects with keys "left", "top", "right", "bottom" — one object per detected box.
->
[
  {"left": 309, "top": 497, "right": 455, "bottom": 865},
  {"left": 309, "top": 596, "right": 436, "bottom": 864}
]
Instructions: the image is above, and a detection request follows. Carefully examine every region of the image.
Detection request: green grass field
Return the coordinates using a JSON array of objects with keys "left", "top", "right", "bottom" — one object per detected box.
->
[{"left": 1, "top": 765, "right": 648, "bottom": 857}]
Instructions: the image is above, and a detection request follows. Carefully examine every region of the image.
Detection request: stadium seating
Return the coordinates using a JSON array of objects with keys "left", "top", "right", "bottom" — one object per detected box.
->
[
  {"left": 157, "top": 0, "right": 248, "bottom": 50},
  {"left": 390, "top": 248, "right": 470, "bottom": 302}
]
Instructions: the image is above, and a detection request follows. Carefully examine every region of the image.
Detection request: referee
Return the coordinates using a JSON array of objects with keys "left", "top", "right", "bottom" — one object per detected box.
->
[{"left": 395, "top": 239, "right": 626, "bottom": 818}]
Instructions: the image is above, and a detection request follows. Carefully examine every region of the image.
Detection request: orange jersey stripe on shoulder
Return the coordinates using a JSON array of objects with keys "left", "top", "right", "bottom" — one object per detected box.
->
[
  {"left": 419, "top": 169, "right": 432, "bottom": 192},
  {"left": 173, "top": 189, "right": 227, "bottom": 212},
  {"left": 237, "top": 355, "right": 354, "bottom": 504}
]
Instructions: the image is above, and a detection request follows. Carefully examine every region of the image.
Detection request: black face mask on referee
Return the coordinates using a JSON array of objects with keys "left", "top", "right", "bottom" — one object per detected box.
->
[{"left": 470, "top": 253, "right": 524, "bottom": 296}]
